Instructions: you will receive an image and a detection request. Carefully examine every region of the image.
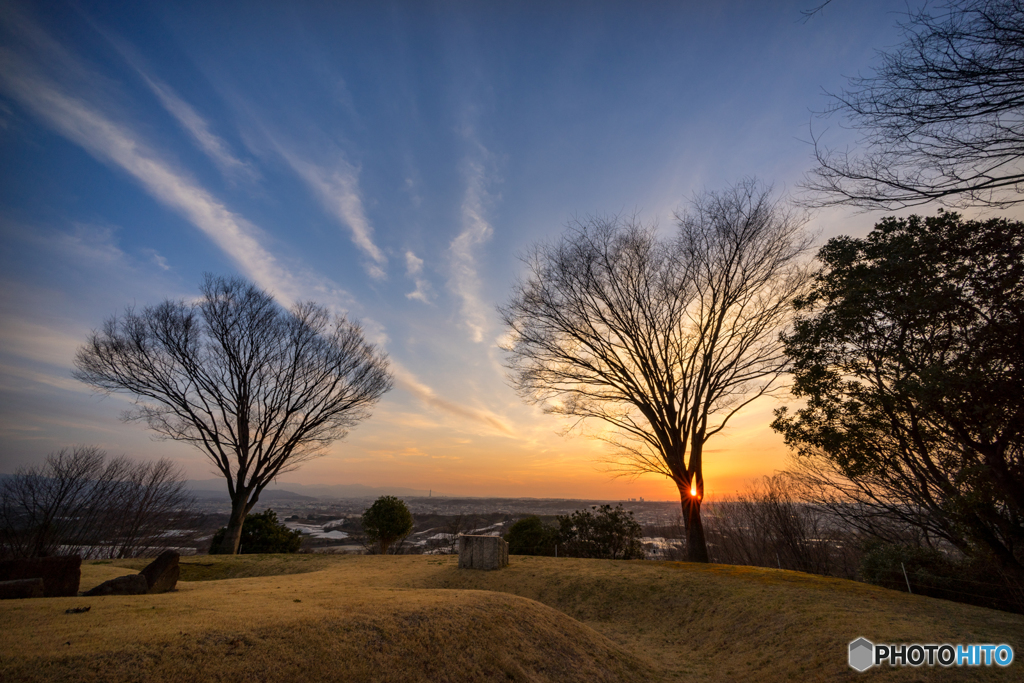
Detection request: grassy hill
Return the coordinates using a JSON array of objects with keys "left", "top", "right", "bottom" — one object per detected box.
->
[{"left": 1, "top": 554, "right": 1021, "bottom": 682}]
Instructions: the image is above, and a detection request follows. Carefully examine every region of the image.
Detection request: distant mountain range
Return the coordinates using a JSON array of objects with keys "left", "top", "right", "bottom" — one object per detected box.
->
[{"left": 185, "top": 479, "right": 436, "bottom": 500}]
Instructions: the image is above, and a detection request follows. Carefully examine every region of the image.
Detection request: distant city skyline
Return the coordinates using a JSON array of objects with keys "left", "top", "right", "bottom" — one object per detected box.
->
[{"left": 0, "top": 0, "right": 969, "bottom": 500}]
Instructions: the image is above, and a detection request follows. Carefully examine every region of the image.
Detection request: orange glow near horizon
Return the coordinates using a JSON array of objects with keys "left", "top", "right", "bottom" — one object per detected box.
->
[{"left": 141, "top": 390, "right": 796, "bottom": 502}]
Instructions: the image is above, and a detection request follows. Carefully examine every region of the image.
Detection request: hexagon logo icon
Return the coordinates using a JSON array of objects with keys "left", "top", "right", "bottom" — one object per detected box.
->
[{"left": 849, "top": 638, "right": 874, "bottom": 672}]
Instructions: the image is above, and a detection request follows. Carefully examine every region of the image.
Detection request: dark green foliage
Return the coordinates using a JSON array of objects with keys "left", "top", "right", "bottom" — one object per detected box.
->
[
  {"left": 209, "top": 509, "right": 302, "bottom": 554},
  {"left": 361, "top": 496, "right": 413, "bottom": 555},
  {"left": 773, "top": 211, "right": 1024, "bottom": 574},
  {"left": 505, "top": 516, "right": 558, "bottom": 556},
  {"left": 860, "top": 541, "right": 1020, "bottom": 613},
  {"left": 557, "top": 505, "right": 645, "bottom": 560}
]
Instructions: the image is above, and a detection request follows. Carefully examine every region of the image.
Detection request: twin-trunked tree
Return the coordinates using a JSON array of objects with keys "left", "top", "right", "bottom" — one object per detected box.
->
[
  {"left": 501, "top": 180, "right": 812, "bottom": 562},
  {"left": 74, "top": 275, "right": 392, "bottom": 554}
]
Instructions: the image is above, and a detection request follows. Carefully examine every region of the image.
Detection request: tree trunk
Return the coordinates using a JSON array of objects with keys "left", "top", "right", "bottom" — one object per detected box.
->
[
  {"left": 218, "top": 494, "right": 250, "bottom": 554},
  {"left": 679, "top": 437, "right": 710, "bottom": 563},
  {"left": 678, "top": 483, "right": 709, "bottom": 563}
]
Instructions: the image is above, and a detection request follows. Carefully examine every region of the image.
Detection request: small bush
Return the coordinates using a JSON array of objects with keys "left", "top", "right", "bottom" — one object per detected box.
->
[
  {"left": 361, "top": 496, "right": 414, "bottom": 555},
  {"left": 506, "top": 516, "right": 558, "bottom": 556},
  {"left": 859, "top": 541, "right": 1022, "bottom": 613},
  {"left": 209, "top": 509, "right": 302, "bottom": 554},
  {"left": 557, "top": 505, "right": 644, "bottom": 560}
]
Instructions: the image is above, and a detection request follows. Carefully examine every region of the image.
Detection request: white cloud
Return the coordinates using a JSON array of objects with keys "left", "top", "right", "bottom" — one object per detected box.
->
[
  {"left": 142, "top": 249, "right": 171, "bottom": 271},
  {"left": 391, "top": 362, "right": 511, "bottom": 435},
  {"left": 448, "top": 155, "right": 496, "bottom": 342},
  {"left": 0, "top": 49, "right": 320, "bottom": 307},
  {"left": 406, "top": 250, "right": 424, "bottom": 275},
  {"left": 141, "top": 73, "right": 259, "bottom": 184},
  {"left": 56, "top": 223, "right": 127, "bottom": 266},
  {"left": 88, "top": 19, "right": 258, "bottom": 184},
  {"left": 0, "top": 9, "right": 368, "bottom": 314},
  {"left": 276, "top": 148, "right": 387, "bottom": 280},
  {"left": 404, "top": 250, "right": 432, "bottom": 303}
]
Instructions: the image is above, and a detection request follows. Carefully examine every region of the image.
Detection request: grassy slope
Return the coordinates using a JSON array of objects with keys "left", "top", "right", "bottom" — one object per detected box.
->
[{"left": 2, "top": 555, "right": 1021, "bottom": 682}]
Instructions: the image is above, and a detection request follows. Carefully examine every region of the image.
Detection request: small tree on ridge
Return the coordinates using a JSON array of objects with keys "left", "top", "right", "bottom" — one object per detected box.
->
[{"left": 361, "top": 496, "right": 414, "bottom": 555}]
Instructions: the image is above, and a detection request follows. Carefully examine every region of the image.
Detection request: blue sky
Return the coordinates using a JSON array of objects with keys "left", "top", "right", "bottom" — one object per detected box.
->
[{"left": 1, "top": 0, "right": 912, "bottom": 499}]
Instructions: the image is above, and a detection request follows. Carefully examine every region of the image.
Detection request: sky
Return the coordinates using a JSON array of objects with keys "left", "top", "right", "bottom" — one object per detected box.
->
[{"left": 0, "top": 0, "right": 929, "bottom": 500}]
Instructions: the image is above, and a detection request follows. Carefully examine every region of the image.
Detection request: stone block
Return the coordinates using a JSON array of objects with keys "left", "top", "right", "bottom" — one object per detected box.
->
[
  {"left": 0, "top": 556, "right": 81, "bottom": 597},
  {"left": 0, "top": 578, "right": 45, "bottom": 600},
  {"left": 140, "top": 550, "right": 180, "bottom": 594},
  {"left": 458, "top": 535, "right": 509, "bottom": 570},
  {"left": 82, "top": 573, "right": 149, "bottom": 596}
]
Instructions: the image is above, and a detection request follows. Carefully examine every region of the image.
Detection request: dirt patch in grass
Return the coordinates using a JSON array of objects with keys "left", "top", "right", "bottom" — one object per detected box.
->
[{"left": 6, "top": 554, "right": 1022, "bottom": 682}]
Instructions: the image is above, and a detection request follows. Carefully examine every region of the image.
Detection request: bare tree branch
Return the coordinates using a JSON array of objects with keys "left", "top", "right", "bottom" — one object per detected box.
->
[
  {"left": 500, "top": 180, "right": 813, "bottom": 562},
  {"left": 73, "top": 275, "right": 393, "bottom": 554},
  {"left": 802, "top": 0, "right": 1024, "bottom": 209},
  {"left": 0, "top": 446, "right": 200, "bottom": 559}
]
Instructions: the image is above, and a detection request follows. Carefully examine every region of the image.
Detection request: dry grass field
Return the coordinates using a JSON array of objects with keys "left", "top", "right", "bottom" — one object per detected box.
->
[{"left": 1, "top": 554, "right": 1022, "bottom": 682}]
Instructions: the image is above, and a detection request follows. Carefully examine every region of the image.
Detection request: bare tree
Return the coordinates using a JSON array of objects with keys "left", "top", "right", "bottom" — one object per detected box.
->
[
  {"left": 101, "top": 457, "right": 202, "bottom": 558},
  {"left": 702, "top": 473, "right": 859, "bottom": 578},
  {"left": 804, "top": 0, "right": 1024, "bottom": 209},
  {"left": 784, "top": 453, "right": 957, "bottom": 551},
  {"left": 74, "top": 275, "right": 393, "bottom": 554},
  {"left": 0, "top": 446, "right": 199, "bottom": 559},
  {"left": 500, "top": 180, "right": 812, "bottom": 562},
  {"left": 424, "top": 514, "right": 475, "bottom": 555}
]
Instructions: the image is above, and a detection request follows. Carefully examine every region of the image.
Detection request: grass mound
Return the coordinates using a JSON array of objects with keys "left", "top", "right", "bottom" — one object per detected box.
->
[
  {"left": 104, "top": 552, "right": 342, "bottom": 582},
  {"left": 2, "top": 563, "right": 650, "bottom": 683},
  {"left": 2, "top": 554, "right": 1021, "bottom": 682}
]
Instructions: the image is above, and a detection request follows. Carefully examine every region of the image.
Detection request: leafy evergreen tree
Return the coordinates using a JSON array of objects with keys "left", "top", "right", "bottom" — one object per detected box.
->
[
  {"left": 361, "top": 496, "right": 414, "bottom": 555},
  {"left": 505, "top": 516, "right": 558, "bottom": 556},
  {"left": 209, "top": 509, "right": 302, "bottom": 554},
  {"left": 557, "top": 505, "right": 645, "bottom": 560},
  {"left": 774, "top": 211, "right": 1024, "bottom": 576}
]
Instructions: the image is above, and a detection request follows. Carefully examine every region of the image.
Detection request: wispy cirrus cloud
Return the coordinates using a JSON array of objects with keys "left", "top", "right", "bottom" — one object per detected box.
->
[
  {"left": 274, "top": 145, "right": 388, "bottom": 280},
  {"left": 0, "top": 10, "right": 521, "bottom": 455},
  {"left": 391, "top": 362, "right": 511, "bottom": 436},
  {"left": 87, "top": 24, "right": 258, "bottom": 185},
  {"left": 404, "top": 250, "right": 432, "bottom": 303},
  {"left": 0, "top": 30, "right": 352, "bottom": 312},
  {"left": 448, "top": 142, "right": 497, "bottom": 342},
  {"left": 140, "top": 73, "right": 259, "bottom": 184}
]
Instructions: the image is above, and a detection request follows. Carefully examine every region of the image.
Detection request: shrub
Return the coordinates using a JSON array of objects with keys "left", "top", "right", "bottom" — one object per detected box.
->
[
  {"left": 361, "top": 496, "right": 414, "bottom": 555},
  {"left": 209, "top": 509, "right": 302, "bottom": 554},
  {"left": 505, "top": 516, "right": 558, "bottom": 556},
  {"left": 557, "top": 505, "right": 644, "bottom": 560},
  {"left": 859, "top": 540, "right": 1021, "bottom": 613}
]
